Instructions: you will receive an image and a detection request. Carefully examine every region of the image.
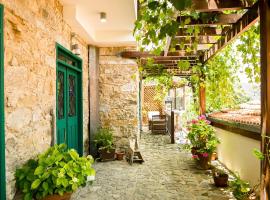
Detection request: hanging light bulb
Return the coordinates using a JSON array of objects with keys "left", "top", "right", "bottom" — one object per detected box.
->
[{"left": 100, "top": 12, "right": 107, "bottom": 23}]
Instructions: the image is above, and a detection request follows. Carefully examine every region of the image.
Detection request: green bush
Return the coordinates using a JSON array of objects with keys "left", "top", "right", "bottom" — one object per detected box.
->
[
  {"left": 230, "top": 175, "right": 251, "bottom": 200},
  {"left": 94, "top": 127, "right": 114, "bottom": 151},
  {"left": 15, "top": 144, "right": 95, "bottom": 200}
]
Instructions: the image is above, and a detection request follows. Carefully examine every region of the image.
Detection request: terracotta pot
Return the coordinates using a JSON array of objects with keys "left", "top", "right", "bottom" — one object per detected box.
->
[
  {"left": 211, "top": 152, "right": 218, "bottom": 161},
  {"left": 213, "top": 174, "right": 229, "bottom": 187},
  {"left": 42, "top": 193, "right": 72, "bottom": 200},
  {"left": 99, "top": 148, "right": 116, "bottom": 161},
  {"left": 198, "top": 153, "right": 212, "bottom": 170},
  {"left": 116, "top": 152, "right": 125, "bottom": 160}
]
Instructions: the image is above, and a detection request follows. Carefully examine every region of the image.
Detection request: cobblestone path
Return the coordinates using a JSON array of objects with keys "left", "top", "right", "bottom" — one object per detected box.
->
[{"left": 72, "top": 132, "right": 234, "bottom": 200}]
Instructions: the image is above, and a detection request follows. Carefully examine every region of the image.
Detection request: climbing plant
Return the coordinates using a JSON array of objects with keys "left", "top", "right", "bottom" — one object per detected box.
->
[{"left": 134, "top": 1, "right": 260, "bottom": 113}]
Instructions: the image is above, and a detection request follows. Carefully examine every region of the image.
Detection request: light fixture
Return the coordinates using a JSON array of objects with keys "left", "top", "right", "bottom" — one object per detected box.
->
[
  {"left": 72, "top": 44, "right": 81, "bottom": 56},
  {"left": 71, "top": 33, "right": 81, "bottom": 56},
  {"left": 100, "top": 12, "right": 107, "bottom": 23}
]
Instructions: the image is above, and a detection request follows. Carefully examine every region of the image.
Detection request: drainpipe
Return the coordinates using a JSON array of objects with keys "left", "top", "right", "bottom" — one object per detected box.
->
[{"left": 88, "top": 45, "right": 91, "bottom": 155}]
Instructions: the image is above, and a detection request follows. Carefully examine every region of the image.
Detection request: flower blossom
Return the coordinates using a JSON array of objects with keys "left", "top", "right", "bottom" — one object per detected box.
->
[
  {"left": 202, "top": 153, "right": 209, "bottom": 157},
  {"left": 198, "top": 115, "right": 206, "bottom": 120},
  {"left": 191, "top": 119, "right": 198, "bottom": 124},
  {"left": 192, "top": 155, "right": 199, "bottom": 159},
  {"left": 206, "top": 120, "right": 211, "bottom": 124}
]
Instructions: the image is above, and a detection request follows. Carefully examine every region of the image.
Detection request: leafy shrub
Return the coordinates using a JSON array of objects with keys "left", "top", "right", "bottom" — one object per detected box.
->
[
  {"left": 15, "top": 144, "right": 95, "bottom": 200},
  {"left": 230, "top": 175, "right": 251, "bottom": 200},
  {"left": 94, "top": 127, "right": 114, "bottom": 151}
]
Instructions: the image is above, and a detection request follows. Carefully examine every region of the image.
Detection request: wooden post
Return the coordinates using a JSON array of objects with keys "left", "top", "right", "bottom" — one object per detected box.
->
[
  {"left": 171, "top": 111, "right": 175, "bottom": 144},
  {"left": 260, "top": 0, "right": 270, "bottom": 199},
  {"left": 199, "top": 85, "right": 206, "bottom": 116}
]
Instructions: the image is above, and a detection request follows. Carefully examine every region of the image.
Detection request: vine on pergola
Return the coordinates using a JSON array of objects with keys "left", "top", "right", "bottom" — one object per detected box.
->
[{"left": 134, "top": 0, "right": 260, "bottom": 112}]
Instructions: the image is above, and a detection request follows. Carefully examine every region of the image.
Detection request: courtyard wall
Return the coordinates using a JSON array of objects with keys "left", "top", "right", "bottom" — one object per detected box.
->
[{"left": 1, "top": 0, "right": 89, "bottom": 198}]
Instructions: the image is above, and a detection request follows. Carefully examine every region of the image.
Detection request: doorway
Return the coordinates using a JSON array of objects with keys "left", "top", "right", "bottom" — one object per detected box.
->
[{"left": 56, "top": 44, "right": 83, "bottom": 155}]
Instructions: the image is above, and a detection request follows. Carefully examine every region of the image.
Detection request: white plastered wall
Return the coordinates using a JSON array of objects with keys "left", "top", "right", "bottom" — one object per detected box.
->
[{"left": 215, "top": 127, "right": 260, "bottom": 186}]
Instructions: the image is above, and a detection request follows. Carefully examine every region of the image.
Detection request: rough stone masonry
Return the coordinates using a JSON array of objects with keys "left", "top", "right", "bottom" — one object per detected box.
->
[
  {"left": 99, "top": 47, "right": 139, "bottom": 150},
  {"left": 2, "top": 0, "right": 89, "bottom": 199}
]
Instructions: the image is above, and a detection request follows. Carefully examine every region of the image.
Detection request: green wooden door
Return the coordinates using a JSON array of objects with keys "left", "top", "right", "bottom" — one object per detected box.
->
[
  {"left": 56, "top": 44, "right": 82, "bottom": 155},
  {"left": 57, "top": 64, "right": 80, "bottom": 152}
]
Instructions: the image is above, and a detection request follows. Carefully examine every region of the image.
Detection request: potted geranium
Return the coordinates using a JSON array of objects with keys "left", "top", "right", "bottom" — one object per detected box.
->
[
  {"left": 187, "top": 115, "right": 220, "bottom": 169},
  {"left": 15, "top": 144, "right": 95, "bottom": 200},
  {"left": 94, "top": 127, "right": 116, "bottom": 161}
]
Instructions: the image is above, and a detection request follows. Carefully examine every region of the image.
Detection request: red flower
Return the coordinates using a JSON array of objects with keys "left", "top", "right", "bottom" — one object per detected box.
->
[
  {"left": 191, "top": 119, "right": 198, "bottom": 124},
  {"left": 192, "top": 155, "right": 199, "bottom": 159},
  {"left": 202, "top": 153, "right": 209, "bottom": 157}
]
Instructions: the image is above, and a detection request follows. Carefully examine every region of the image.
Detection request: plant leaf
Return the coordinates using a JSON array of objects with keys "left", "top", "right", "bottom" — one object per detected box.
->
[{"left": 31, "top": 179, "right": 41, "bottom": 190}]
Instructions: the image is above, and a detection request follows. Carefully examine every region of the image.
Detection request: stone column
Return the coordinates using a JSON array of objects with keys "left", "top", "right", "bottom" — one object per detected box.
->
[{"left": 89, "top": 46, "right": 100, "bottom": 156}]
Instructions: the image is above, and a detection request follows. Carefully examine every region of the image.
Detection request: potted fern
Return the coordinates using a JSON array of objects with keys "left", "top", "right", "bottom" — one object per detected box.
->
[
  {"left": 94, "top": 127, "right": 116, "bottom": 161},
  {"left": 15, "top": 144, "right": 95, "bottom": 200}
]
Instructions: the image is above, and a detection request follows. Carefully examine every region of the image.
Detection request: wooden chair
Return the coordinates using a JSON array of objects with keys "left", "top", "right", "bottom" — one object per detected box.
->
[{"left": 151, "top": 114, "right": 166, "bottom": 134}]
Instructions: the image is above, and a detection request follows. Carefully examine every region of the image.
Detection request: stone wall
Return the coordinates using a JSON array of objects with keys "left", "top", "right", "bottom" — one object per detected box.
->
[
  {"left": 99, "top": 47, "right": 139, "bottom": 149},
  {"left": 1, "top": 0, "right": 90, "bottom": 199}
]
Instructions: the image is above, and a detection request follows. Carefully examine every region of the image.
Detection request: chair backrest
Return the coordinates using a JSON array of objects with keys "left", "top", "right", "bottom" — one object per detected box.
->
[{"left": 148, "top": 111, "right": 160, "bottom": 120}]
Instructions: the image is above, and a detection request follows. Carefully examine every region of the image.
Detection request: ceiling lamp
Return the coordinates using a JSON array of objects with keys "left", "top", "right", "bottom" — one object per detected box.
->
[{"left": 100, "top": 12, "right": 107, "bottom": 23}]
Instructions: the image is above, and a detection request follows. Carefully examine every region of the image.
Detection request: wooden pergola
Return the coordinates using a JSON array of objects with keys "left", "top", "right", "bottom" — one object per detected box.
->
[{"left": 122, "top": 0, "right": 270, "bottom": 199}]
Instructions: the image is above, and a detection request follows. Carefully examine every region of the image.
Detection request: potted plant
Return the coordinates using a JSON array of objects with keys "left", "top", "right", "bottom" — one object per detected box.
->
[
  {"left": 229, "top": 175, "right": 252, "bottom": 200},
  {"left": 94, "top": 127, "right": 116, "bottom": 161},
  {"left": 15, "top": 144, "right": 95, "bottom": 200},
  {"left": 212, "top": 168, "right": 229, "bottom": 187},
  {"left": 186, "top": 115, "right": 220, "bottom": 169}
]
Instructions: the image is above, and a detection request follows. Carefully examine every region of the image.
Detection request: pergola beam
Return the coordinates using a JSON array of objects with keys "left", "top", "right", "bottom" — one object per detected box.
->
[
  {"left": 177, "top": 14, "right": 242, "bottom": 26},
  {"left": 191, "top": 0, "right": 253, "bottom": 12},
  {"left": 141, "top": 56, "right": 198, "bottom": 61},
  {"left": 120, "top": 51, "right": 200, "bottom": 59},
  {"left": 175, "top": 36, "right": 220, "bottom": 44},
  {"left": 203, "top": 2, "right": 259, "bottom": 62},
  {"left": 176, "top": 27, "right": 230, "bottom": 37}
]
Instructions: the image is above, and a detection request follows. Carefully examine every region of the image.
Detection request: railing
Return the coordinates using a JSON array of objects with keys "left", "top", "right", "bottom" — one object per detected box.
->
[{"left": 165, "top": 110, "right": 175, "bottom": 144}]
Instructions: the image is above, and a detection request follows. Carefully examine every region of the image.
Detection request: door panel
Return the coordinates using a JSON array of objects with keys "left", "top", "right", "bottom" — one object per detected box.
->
[
  {"left": 56, "top": 64, "right": 67, "bottom": 145},
  {"left": 67, "top": 69, "right": 78, "bottom": 150}
]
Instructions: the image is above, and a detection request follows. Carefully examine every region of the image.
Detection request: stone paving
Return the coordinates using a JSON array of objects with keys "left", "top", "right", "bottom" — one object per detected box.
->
[{"left": 72, "top": 132, "right": 235, "bottom": 200}]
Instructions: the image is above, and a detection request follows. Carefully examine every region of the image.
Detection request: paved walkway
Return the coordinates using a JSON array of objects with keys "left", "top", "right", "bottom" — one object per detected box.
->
[{"left": 72, "top": 132, "right": 234, "bottom": 200}]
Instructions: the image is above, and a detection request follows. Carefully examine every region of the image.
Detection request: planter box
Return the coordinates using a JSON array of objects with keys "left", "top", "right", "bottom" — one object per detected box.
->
[
  {"left": 99, "top": 148, "right": 115, "bottom": 161},
  {"left": 43, "top": 193, "right": 72, "bottom": 200}
]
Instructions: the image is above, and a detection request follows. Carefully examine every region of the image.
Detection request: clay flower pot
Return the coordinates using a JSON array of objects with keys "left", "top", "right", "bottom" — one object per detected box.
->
[
  {"left": 116, "top": 152, "right": 125, "bottom": 160},
  {"left": 42, "top": 193, "right": 72, "bottom": 200},
  {"left": 198, "top": 153, "right": 212, "bottom": 170},
  {"left": 211, "top": 152, "right": 218, "bottom": 161},
  {"left": 213, "top": 173, "right": 229, "bottom": 187}
]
